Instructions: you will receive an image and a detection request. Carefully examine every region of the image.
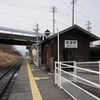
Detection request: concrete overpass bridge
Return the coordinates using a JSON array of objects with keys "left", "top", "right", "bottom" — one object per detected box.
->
[
  {"left": 0, "top": 26, "right": 42, "bottom": 63},
  {"left": 0, "top": 26, "right": 42, "bottom": 45}
]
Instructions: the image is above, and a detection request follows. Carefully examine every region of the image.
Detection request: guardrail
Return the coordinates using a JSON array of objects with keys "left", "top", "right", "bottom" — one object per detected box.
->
[
  {"left": 0, "top": 26, "right": 42, "bottom": 36},
  {"left": 55, "top": 61, "right": 100, "bottom": 100}
]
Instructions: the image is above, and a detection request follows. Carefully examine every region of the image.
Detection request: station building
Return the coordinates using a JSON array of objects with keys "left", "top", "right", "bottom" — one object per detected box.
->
[{"left": 39, "top": 25, "right": 100, "bottom": 72}]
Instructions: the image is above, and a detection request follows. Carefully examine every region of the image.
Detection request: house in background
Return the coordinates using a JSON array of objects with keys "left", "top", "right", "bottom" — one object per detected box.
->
[{"left": 39, "top": 25, "right": 100, "bottom": 72}]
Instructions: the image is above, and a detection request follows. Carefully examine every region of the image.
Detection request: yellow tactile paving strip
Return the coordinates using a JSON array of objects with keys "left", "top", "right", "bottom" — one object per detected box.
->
[
  {"left": 34, "top": 77, "right": 49, "bottom": 80},
  {"left": 31, "top": 69, "right": 40, "bottom": 71},
  {"left": 27, "top": 63, "right": 43, "bottom": 100}
]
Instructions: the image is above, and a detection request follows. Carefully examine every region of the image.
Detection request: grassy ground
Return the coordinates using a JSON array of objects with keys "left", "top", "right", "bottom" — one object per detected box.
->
[{"left": 0, "top": 52, "right": 22, "bottom": 68}]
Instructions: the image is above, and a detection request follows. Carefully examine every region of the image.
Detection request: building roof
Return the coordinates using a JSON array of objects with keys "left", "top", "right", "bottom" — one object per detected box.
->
[{"left": 39, "top": 24, "right": 100, "bottom": 45}]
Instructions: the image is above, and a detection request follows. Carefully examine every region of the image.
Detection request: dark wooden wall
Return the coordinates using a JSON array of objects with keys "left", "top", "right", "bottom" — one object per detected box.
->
[{"left": 41, "top": 29, "right": 90, "bottom": 71}]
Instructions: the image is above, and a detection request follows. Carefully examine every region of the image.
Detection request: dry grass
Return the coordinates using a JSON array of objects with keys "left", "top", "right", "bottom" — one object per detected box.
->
[{"left": 0, "top": 52, "right": 22, "bottom": 68}]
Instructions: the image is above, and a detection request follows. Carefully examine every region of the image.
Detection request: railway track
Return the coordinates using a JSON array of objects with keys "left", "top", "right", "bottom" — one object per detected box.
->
[
  {"left": 0, "top": 61, "right": 19, "bottom": 78},
  {"left": 0, "top": 59, "right": 23, "bottom": 100}
]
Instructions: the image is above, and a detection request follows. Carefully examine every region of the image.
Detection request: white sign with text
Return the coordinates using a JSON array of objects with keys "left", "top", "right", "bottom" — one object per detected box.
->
[{"left": 65, "top": 40, "right": 78, "bottom": 48}]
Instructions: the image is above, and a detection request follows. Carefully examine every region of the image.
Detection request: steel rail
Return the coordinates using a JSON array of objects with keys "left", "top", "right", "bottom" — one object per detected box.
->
[
  {"left": 0, "top": 59, "right": 23, "bottom": 99},
  {"left": 0, "top": 60, "right": 21, "bottom": 79}
]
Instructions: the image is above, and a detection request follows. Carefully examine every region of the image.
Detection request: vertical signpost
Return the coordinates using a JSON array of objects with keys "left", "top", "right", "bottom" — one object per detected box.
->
[
  {"left": 99, "top": 60, "right": 100, "bottom": 91},
  {"left": 57, "top": 29, "right": 61, "bottom": 89},
  {"left": 57, "top": 29, "right": 59, "bottom": 63}
]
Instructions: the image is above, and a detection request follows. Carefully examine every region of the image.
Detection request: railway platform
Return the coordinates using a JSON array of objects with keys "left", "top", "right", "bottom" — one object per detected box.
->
[{"left": 8, "top": 59, "right": 73, "bottom": 100}]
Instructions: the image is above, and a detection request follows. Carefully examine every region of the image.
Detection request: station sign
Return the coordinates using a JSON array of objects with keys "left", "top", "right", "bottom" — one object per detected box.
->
[
  {"left": 32, "top": 44, "right": 37, "bottom": 49},
  {"left": 64, "top": 40, "right": 78, "bottom": 48}
]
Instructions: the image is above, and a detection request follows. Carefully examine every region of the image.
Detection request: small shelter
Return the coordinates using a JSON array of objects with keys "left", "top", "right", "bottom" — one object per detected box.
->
[{"left": 39, "top": 25, "right": 100, "bottom": 72}]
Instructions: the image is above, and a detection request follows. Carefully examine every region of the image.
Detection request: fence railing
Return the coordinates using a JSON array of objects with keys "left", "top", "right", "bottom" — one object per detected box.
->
[{"left": 55, "top": 61, "right": 100, "bottom": 100}]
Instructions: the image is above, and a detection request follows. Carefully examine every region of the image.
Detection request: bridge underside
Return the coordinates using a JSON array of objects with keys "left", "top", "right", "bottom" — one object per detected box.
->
[
  {"left": 0, "top": 39, "right": 35, "bottom": 45},
  {"left": 0, "top": 28, "right": 41, "bottom": 64},
  {"left": 0, "top": 32, "right": 39, "bottom": 45}
]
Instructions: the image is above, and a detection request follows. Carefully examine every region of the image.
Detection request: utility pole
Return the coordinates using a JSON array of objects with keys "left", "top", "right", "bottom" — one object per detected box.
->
[
  {"left": 86, "top": 20, "right": 92, "bottom": 32},
  {"left": 34, "top": 23, "right": 40, "bottom": 67},
  {"left": 71, "top": 0, "right": 77, "bottom": 26},
  {"left": 52, "top": 6, "right": 57, "bottom": 34},
  {"left": 86, "top": 21, "right": 93, "bottom": 46},
  {"left": 34, "top": 24, "right": 39, "bottom": 45}
]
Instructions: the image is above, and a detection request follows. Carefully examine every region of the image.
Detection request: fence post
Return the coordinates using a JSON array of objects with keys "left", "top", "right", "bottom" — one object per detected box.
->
[
  {"left": 99, "top": 60, "right": 100, "bottom": 91},
  {"left": 55, "top": 61, "right": 56, "bottom": 84},
  {"left": 59, "top": 62, "right": 61, "bottom": 89},
  {"left": 73, "top": 61, "right": 77, "bottom": 83}
]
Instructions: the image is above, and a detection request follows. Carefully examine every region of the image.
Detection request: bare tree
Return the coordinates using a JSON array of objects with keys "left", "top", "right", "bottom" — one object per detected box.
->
[{"left": 0, "top": 44, "right": 22, "bottom": 56}]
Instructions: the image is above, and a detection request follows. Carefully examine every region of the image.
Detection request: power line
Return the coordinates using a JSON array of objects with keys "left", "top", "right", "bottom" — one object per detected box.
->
[
  {"left": 76, "top": 3, "right": 100, "bottom": 23},
  {"left": 57, "top": 13, "right": 71, "bottom": 20},
  {"left": 58, "top": 10, "right": 71, "bottom": 17},
  {"left": 0, "top": 1, "right": 51, "bottom": 12},
  {"left": 56, "top": 20, "right": 69, "bottom": 26},
  {"left": 77, "top": 0, "right": 100, "bottom": 16},
  {"left": 87, "top": 0, "right": 100, "bottom": 9},
  {"left": 15, "top": 0, "right": 51, "bottom": 8},
  {"left": 57, "top": 8, "right": 87, "bottom": 23},
  {"left": 0, "top": 11, "right": 52, "bottom": 21},
  {"left": 81, "top": 0, "right": 99, "bottom": 9},
  {"left": 14, "top": 0, "right": 33, "bottom": 30},
  {"left": 61, "top": 0, "right": 100, "bottom": 24}
]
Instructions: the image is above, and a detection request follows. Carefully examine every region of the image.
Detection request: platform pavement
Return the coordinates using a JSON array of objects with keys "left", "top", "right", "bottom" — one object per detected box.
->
[{"left": 9, "top": 60, "right": 73, "bottom": 100}]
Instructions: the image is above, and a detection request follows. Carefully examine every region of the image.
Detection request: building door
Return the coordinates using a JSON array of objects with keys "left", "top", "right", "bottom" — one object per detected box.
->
[{"left": 63, "top": 50, "right": 74, "bottom": 61}]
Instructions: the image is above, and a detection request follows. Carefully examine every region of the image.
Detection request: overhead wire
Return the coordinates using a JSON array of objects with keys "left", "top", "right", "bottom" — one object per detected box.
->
[
  {"left": 0, "top": 0, "right": 71, "bottom": 30},
  {"left": 56, "top": 20, "right": 69, "bottom": 26},
  {"left": 57, "top": 8, "right": 71, "bottom": 18},
  {"left": 57, "top": 13, "right": 71, "bottom": 20},
  {"left": 0, "top": 0, "right": 54, "bottom": 31},
  {"left": 0, "top": 0, "right": 86, "bottom": 29},
  {"left": 57, "top": 8, "right": 86, "bottom": 23},
  {"left": 0, "top": 1, "right": 51, "bottom": 12},
  {"left": 88, "top": 0, "right": 100, "bottom": 9},
  {"left": 78, "top": 0, "right": 100, "bottom": 16},
  {"left": 76, "top": 3, "right": 100, "bottom": 22},
  {"left": 14, "top": 0, "right": 34, "bottom": 30},
  {"left": 15, "top": 0, "right": 51, "bottom": 9},
  {"left": 61, "top": 0, "right": 100, "bottom": 24},
  {"left": 0, "top": 11, "right": 52, "bottom": 21},
  {"left": 1, "top": 0, "right": 100, "bottom": 33},
  {"left": 84, "top": 0, "right": 99, "bottom": 8}
]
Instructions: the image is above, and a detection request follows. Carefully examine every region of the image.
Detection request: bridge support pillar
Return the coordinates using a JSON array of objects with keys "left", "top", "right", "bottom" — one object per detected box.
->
[{"left": 29, "top": 47, "right": 33, "bottom": 64}]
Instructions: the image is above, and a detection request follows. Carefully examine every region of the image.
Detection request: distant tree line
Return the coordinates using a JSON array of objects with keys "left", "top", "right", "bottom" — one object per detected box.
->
[{"left": 0, "top": 44, "right": 22, "bottom": 56}]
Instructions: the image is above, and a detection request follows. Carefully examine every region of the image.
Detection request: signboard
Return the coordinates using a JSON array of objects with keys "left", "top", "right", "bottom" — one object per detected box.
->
[
  {"left": 64, "top": 40, "right": 78, "bottom": 48},
  {"left": 32, "top": 44, "right": 37, "bottom": 48}
]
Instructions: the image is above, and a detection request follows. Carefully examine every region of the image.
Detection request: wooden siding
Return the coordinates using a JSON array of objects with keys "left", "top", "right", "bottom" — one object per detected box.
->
[{"left": 41, "top": 28, "right": 92, "bottom": 71}]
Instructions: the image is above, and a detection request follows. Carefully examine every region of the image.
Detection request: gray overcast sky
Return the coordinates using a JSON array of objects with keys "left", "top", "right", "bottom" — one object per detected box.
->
[{"left": 0, "top": 0, "right": 100, "bottom": 54}]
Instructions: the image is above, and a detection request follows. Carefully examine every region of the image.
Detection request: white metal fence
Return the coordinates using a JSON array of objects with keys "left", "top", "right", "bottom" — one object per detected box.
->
[{"left": 55, "top": 61, "right": 100, "bottom": 100}]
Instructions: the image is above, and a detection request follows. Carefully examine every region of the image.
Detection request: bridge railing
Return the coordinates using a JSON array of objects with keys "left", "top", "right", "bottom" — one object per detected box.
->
[
  {"left": 55, "top": 61, "right": 100, "bottom": 100},
  {"left": 0, "top": 26, "right": 42, "bottom": 36}
]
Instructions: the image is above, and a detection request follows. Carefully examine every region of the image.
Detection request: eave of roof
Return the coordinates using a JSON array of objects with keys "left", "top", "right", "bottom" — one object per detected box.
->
[{"left": 39, "top": 24, "right": 100, "bottom": 45}]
